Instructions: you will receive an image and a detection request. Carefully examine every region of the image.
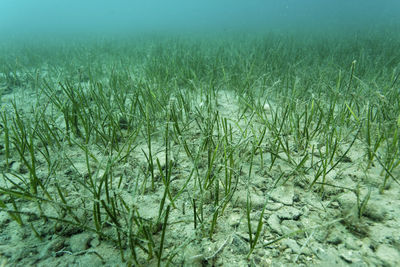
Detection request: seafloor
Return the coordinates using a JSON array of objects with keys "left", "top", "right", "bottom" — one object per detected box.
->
[{"left": 0, "top": 33, "right": 400, "bottom": 266}]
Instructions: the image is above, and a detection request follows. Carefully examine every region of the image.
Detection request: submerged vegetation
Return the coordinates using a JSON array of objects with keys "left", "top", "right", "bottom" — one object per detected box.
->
[{"left": 0, "top": 31, "right": 399, "bottom": 265}]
